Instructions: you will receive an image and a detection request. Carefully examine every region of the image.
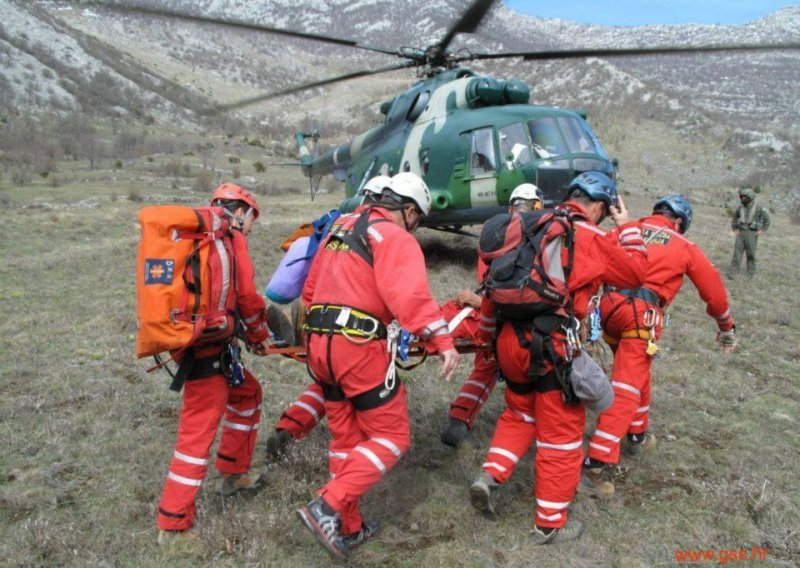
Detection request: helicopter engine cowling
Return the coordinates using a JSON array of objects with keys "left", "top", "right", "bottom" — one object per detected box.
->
[{"left": 466, "top": 77, "right": 531, "bottom": 108}]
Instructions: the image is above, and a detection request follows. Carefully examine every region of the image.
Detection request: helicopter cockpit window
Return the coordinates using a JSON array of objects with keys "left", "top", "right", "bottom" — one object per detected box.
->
[
  {"left": 499, "top": 123, "right": 532, "bottom": 169},
  {"left": 469, "top": 127, "right": 497, "bottom": 176},
  {"left": 406, "top": 90, "right": 430, "bottom": 122},
  {"left": 558, "top": 117, "right": 598, "bottom": 154},
  {"left": 528, "top": 118, "right": 567, "bottom": 158}
]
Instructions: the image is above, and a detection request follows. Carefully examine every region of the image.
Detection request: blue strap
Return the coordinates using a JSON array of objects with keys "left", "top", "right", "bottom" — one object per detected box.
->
[{"left": 305, "top": 209, "right": 341, "bottom": 257}]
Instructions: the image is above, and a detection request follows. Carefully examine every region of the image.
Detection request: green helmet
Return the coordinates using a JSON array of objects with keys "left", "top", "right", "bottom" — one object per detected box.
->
[{"left": 739, "top": 187, "right": 755, "bottom": 199}]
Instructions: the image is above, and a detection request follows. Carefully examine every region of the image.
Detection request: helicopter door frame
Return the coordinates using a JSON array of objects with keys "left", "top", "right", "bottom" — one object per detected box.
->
[{"left": 463, "top": 126, "right": 500, "bottom": 208}]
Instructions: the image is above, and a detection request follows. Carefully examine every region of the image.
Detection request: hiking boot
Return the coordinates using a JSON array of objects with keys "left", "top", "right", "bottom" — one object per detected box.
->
[
  {"left": 341, "top": 519, "right": 380, "bottom": 551},
  {"left": 470, "top": 472, "right": 500, "bottom": 516},
  {"left": 530, "top": 520, "right": 585, "bottom": 545},
  {"left": 266, "top": 429, "right": 294, "bottom": 461},
  {"left": 157, "top": 528, "right": 195, "bottom": 546},
  {"left": 578, "top": 465, "right": 615, "bottom": 498},
  {"left": 441, "top": 417, "right": 469, "bottom": 448},
  {"left": 625, "top": 432, "right": 657, "bottom": 457},
  {"left": 297, "top": 497, "right": 349, "bottom": 561},
  {"left": 216, "top": 469, "right": 267, "bottom": 497}
]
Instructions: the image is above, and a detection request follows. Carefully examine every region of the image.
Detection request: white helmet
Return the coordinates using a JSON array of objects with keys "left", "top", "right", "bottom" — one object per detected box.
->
[
  {"left": 386, "top": 172, "right": 432, "bottom": 216},
  {"left": 362, "top": 175, "right": 392, "bottom": 196},
  {"left": 509, "top": 183, "right": 543, "bottom": 205}
]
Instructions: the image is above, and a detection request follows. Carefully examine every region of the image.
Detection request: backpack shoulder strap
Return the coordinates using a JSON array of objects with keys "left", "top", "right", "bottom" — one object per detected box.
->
[{"left": 334, "top": 210, "right": 390, "bottom": 266}]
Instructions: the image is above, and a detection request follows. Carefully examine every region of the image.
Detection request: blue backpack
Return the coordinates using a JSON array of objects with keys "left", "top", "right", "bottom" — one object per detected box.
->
[{"left": 265, "top": 210, "right": 341, "bottom": 304}]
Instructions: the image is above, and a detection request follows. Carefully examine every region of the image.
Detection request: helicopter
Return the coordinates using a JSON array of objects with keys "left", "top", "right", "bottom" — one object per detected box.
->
[{"left": 70, "top": 0, "right": 800, "bottom": 231}]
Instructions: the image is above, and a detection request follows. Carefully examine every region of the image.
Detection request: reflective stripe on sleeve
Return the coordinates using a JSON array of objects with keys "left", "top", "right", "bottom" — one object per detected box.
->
[
  {"left": 291, "top": 401, "right": 320, "bottom": 420},
  {"left": 636, "top": 405, "right": 650, "bottom": 413},
  {"left": 589, "top": 442, "right": 611, "bottom": 453},
  {"left": 456, "top": 392, "right": 486, "bottom": 403},
  {"left": 304, "top": 390, "right": 325, "bottom": 404},
  {"left": 328, "top": 451, "right": 348, "bottom": 460}
]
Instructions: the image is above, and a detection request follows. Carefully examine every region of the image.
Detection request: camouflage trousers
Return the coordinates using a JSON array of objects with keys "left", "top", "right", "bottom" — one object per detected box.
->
[{"left": 728, "top": 230, "right": 759, "bottom": 277}]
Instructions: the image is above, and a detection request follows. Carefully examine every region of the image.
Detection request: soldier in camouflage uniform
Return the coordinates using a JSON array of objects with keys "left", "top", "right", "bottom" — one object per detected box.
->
[{"left": 728, "top": 188, "right": 770, "bottom": 278}]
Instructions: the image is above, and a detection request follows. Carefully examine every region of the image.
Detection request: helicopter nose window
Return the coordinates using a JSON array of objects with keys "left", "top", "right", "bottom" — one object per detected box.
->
[
  {"left": 558, "top": 117, "right": 598, "bottom": 154},
  {"left": 469, "top": 127, "right": 497, "bottom": 176},
  {"left": 499, "top": 123, "right": 532, "bottom": 169},
  {"left": 528, "top": 118, "right": 567, "bottom": 157}
]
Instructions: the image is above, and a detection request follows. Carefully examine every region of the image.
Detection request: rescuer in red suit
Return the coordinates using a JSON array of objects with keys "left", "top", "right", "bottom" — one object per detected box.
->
[
  {"left": 469, "top": 172, "right": 648, "bottom": 546},
  {"left": 295, "top": 172, "right": 459, "bottom": 561},
  {"left": 157, "top": 184, "right": 271, "bottom": 545},
  {"left": 583, "top": 195, "right": 736, "bottom": 495}
]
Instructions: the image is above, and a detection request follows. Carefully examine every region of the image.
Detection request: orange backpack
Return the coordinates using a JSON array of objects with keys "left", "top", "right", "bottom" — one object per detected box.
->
[{"left": 136, "top": 205, "right": 238, "bottom": 359}]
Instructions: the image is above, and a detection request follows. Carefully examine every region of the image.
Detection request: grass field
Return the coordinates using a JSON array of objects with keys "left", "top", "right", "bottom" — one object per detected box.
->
[{"left": 1, "top": 170, "right": 798, "bottom": 567}]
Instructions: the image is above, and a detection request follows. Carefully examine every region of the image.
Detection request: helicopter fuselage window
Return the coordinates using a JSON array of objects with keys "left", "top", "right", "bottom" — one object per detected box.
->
[
  {"left": 469, "top": 127, "right": 497, "bottom": 176},
  {"left": 499, "top": 122, "right": 532, "bottom": 169},
  {"left": 528, "top": 118, "right": 567, "bottom": 157},
  {"left": 558, "top": 117, "right": 596, "bottom": 154},
  {"left": 406, "top": 91, "right": 430, "bottom": 121}
]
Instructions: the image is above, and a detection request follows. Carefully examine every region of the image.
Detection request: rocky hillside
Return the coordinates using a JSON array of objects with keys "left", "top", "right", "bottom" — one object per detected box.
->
[{"left": 1, "top": 0, "right": 798, "bottom": 190}]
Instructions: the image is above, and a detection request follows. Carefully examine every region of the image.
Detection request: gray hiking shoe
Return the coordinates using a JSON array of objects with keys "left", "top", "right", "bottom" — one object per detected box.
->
[
  {"left": 341, "top": 519, "right": 380, "bottom": 551},
  {"left": 578, "top": 466, "right": 615, "bottom": 498},
  {"left": 530, "top": 520, "right": 585, "bottom": 545},
  {"left": 266, "top": 429, "right": 294, "bottom": 461},
  {"left": 441, "top": 417, "right": 469, "bottom": 448},
  {"left": 625, "top": 431, "right": 657, "bottom": 457},
  {"left": 297, "top": 497, "right": 349, "bottom": 561},
  {"left": 470, "top": 472, "right": 500, "bottom": 516},
  {"left": 216, "top": 469, "right": 267, "bottom": 497}
]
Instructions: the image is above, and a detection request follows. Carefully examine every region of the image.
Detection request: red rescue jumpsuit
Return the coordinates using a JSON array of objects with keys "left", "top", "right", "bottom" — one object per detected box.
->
[
  {"left": 157, "top": 230, "right": 270, "bottom": 531},
  {"left": 303, "top": 207, "right": 454, "bottom": 535},
  {"left": 479, "top": 202, "right": 648, "bottom": 528},
  {"left": 274, "top": 299, "right": 483, "bottom": 439},
  {"left": 446, "top": 258, "right": 499, "bottom": 428},
  {"left": 587, "top": 214, "right": 734, "bottom": 463}
]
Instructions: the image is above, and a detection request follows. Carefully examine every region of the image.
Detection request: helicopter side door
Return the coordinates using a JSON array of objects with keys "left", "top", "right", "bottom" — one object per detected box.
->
[{"left": 463, "top": 126, "right": 500, "bottom": 207}]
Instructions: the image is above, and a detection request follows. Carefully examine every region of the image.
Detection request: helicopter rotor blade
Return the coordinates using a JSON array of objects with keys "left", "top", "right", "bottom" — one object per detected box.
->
[
  {"left": 436, "top": 0, "right": 497, "bottom": 53},
  {"left": 462, "top": 42, "right": 800, "bottom": 62},
  {"left": 218, "top": 61, "right": 416, "bottom": 111},
  {"left": 71, "top": 0, "right": 400, "bottom": 56}
]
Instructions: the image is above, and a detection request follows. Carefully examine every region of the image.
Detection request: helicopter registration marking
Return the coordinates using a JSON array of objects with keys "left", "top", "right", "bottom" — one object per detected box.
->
[{"left": 470, "top": 178, "right": 497, "bottom": 206}]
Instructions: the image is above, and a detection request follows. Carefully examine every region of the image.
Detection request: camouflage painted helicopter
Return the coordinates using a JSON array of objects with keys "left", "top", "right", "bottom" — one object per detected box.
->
[{"left": 80, "top": 0, "right": 800, "bottom": 230}]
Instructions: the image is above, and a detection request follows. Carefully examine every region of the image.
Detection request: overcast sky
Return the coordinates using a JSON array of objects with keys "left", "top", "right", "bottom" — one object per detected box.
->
[{"left": 505, "top": 0, "right": 799, "bottom": 26}]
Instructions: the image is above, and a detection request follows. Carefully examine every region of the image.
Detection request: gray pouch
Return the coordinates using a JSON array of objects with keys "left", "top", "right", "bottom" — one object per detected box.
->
[{"left": 570, "top": 349, "right": 614, "bottom": 412}]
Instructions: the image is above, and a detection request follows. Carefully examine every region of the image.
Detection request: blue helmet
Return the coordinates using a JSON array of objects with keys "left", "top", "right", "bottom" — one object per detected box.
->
[
  {"left": 654, "top": 194, "right": 692, "bottom": 233},
  {"left": 568, "top": 171, "right": 618, "bottom": 208}
]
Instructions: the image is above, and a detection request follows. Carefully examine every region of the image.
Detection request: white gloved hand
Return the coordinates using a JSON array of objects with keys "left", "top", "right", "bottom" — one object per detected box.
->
[{"left": 717, "top": 328, "right": 737, "bottom": 354}]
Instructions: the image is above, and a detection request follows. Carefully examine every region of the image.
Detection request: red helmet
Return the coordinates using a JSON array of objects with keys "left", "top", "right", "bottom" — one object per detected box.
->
[{"left": 210, "top": 183, "right": 260, "bottom": 219}]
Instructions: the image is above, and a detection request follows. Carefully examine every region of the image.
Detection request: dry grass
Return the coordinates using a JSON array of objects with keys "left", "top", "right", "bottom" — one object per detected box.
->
[{"left": 1, "top": 171, "right": 798, "bottom": 567}]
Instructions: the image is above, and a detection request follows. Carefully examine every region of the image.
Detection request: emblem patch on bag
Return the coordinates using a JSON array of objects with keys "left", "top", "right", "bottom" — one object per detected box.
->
[{"left": 144, "top": 259, "right": 175, "bottom": 285}]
